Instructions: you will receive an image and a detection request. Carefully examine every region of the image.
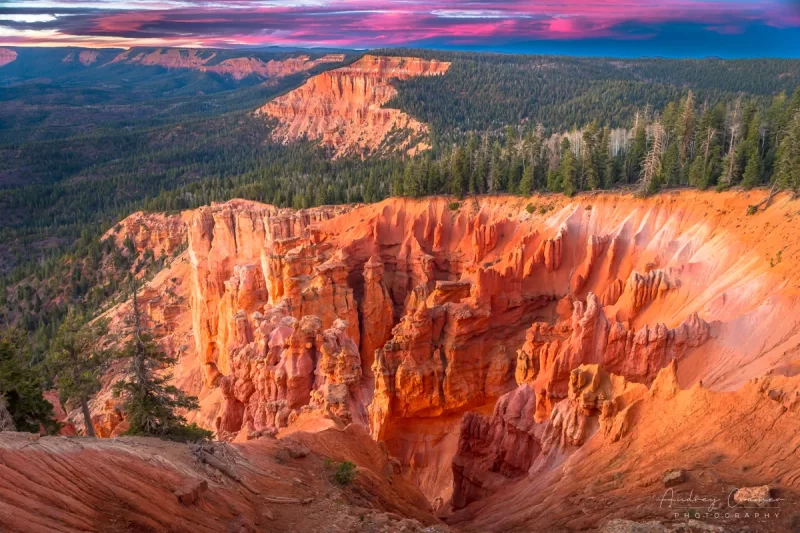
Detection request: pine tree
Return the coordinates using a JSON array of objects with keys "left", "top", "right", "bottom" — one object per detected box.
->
[
  {"left": 690, "top": 125, "right": 718, "bottom": 189},
  {"left": 403, "top": 162, "right": 422, "bottom": 198},
  {"left": 596, "top": 127, "right": 611, "bottom": 189},
  {"left": 391, "top": 169, "right": 404, "bottom": 197},
  {"left": 741, "top": 145, "right": 762, "bottom": 189},
  {"left": 364, "top": 170, "right": 376, "bottom": 203},
  {"left": 628, "top": 123, "right": 648, "bottom": 183},
  {"left": 47, "top": 311, "right": 110, "bottom": 437},
  {"left": 426, "top": 162, "right": 441, "bottom": 194},
  {"left": 678, "top": 91, "right": 697, "bottom": 167},
  {"left": 519, "top": 164, "right": 534, "bottom": 196},
  {"left": 546, "top": 168, "right": 560, "bottom": 193},
  {"left": 560, "top": 138, "right": 578, "bottom": 196},
  {"left": 0, "top": 328, "right": 58, "bottom": 434},
  {"left": 507, "top": 157, "right": 523, "bottom": 194},
  {"left": 660, "top": 142, "right": 680, "bottom": 187},
  {"left": 488, "top": 141, "right": 502, "bottom": 193},
  {"left": 581, "top": 121, "right": 600, "bottom": 190},
  {"left": 775, "top": 112, "right": 800, "bottom": 191},
  {"left": 114, "top": 282, "right": 211, "bottom": 440},
  {"left": 450, "top": 146, "right": 467, "bottom": 198}
]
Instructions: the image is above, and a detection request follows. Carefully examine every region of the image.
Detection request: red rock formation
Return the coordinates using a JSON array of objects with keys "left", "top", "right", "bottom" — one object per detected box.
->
[
  {"left": 0, "top": 48, "right": 16, "bottom": 67},
  {"left": 201, "top": 54, "right": 344, "bottom": 81},
  {"left": 78, "top": 51, "right": 99, "bottom": 66},
  {"left": 452, "top": 384, "right": 542, "bottom": 509},
  {"left": 91, "top": 400, "right": 126, "bottom": 438},
  {"left": 360, "top": 254, "right": 394, "bottom": 376},
  {"left": 447, "top": 362, "right": 800, "bottom": 532},
  {"left": 214, "top": 303, "right": 366, "bottom": 441},
  {"left": 451, "top": 365, "right": 646, "bottom": 509},
  {"left": 111, "top": 48, "right": 212, "bottom": 68},
  {"left": 63, "top": 50, "right": 99, "bottom": 66},
  {"left": 41, "top": 390, "right": 77, "bottom": 436},
  {"left": 103, "top": 211, "right": 186, "bottom": 259},
  {"left": 257, "top": 55, "right": 451, "bottom": 158},
  {"left": 514, "top": 292, "right": 710, "bottom": 421},
  {"left": 93, "top": 190, "right": 800, "bottom": 516},
  {"left": 107, "top": 49, "right": 344, "bottom": 80}
]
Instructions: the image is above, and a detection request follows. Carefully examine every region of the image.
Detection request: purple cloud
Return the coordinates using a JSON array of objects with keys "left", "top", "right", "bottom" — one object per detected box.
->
[{"left": 0, "top": 0, "right": 797, "bottom": 53}]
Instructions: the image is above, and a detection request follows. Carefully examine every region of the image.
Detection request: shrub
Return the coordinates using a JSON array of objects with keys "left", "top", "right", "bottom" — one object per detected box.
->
[
  {"left": 448, "top": 202, "right": 460, "bottom": 211},
  {"left": 525, "top": 204, "right": 535, "bottom": 214},
  {"left": 159, "top": 423, "right": 214, "bottom": 442},
  {"left": 334, "top": 461, "right": 357, "bottom": 486}
]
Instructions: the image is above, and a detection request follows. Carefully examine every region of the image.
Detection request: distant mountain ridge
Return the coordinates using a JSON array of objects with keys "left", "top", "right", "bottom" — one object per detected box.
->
[{"left": 0, "top": 46, "right": 351, "bottom": 87}]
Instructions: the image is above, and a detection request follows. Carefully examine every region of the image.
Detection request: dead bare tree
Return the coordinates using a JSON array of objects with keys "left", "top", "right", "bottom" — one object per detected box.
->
[
  {"left": 640, "top": 121, "right": 665, "bottom": 194},
  {"left": 0, "top": 393, "right": 15, "bottom": 432},
  {"left": 724, "top": 96, "right": 742, "bottom": 185}
]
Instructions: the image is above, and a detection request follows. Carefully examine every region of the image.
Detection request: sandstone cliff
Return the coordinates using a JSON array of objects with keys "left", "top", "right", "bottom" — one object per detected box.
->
[
  {"left": 93, "top": 190, "right": 800, "bottom": 522},
  {"left": 103, "top": 210, "right": 186, "bottom": 259},
  {"left": 257, "top": 55, "right": 450, "bottom": 158}
]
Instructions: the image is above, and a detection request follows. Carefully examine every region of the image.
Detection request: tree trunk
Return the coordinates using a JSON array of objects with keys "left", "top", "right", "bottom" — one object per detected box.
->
[{"left": 81, "top": 396, "right": 96, "bottom": 437}]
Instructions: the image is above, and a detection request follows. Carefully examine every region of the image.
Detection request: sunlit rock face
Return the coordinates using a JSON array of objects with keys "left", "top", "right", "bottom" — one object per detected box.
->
[
  {"left": 100, "top": 190, "right": 800, "bottom": 514},
  {"left": 257, "top": 55, "right": 450, "bottom": 158}
]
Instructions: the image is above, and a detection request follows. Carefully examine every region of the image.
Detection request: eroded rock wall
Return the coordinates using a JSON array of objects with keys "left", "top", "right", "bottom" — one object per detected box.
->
[
  {"left": 97, "top": 190, "right": 800, "bottom": 512},
  {"left": 257, "top": 55, "right": 451, "bottom": 157}
]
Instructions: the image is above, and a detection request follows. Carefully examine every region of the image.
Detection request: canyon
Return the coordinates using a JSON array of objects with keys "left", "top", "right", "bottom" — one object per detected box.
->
[
  {"left": 65, "top": 191, "right": 800, "bottom": 530},
  {"left": 9, "top": 189, "right": 800, "bottom": 532},
  {"left": 257, "top": 55, "right": 450, "bottom": 158}
]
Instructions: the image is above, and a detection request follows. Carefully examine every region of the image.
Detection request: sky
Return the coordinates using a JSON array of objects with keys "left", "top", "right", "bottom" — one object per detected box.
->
[{"left": 1, "top": 0, "right": 799, "bottom": 57}]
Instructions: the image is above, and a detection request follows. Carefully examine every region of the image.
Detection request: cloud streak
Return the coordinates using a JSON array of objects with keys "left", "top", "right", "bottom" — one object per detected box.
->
[{"left": 1, "top": 0, "right": 799, "bottom": 56}]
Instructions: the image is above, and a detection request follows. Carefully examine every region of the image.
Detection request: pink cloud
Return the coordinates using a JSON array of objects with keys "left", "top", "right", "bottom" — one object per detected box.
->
[{"left": 0, "top": 0, "right": 796, "bottom": 48}]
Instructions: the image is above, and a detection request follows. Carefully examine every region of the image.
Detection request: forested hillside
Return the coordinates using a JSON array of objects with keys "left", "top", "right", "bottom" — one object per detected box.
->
[
  {"left": 0, "top": 47, "right": 353, "bottom": 143},
  {"left": 379, "top": 50, "right": 800, "bottom": 137}
]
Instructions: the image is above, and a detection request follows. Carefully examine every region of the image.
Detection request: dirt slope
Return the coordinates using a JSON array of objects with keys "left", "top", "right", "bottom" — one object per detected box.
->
[{"left": 0, "top": 424, "right": 448, "bottom": 533}]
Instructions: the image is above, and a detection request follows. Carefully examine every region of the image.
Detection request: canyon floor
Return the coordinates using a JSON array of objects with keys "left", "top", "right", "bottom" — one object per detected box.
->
[{"left": 4, "top": 189, "right": 800, "bottom": 532}]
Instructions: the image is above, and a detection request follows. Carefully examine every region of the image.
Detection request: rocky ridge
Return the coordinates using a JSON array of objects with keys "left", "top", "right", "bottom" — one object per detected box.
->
[
  {"left": 106, "top": 49, "right": 345, "bottom": 80},
  {"left": 257, "top": 55, "right": 450, "bottom": 158}
]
